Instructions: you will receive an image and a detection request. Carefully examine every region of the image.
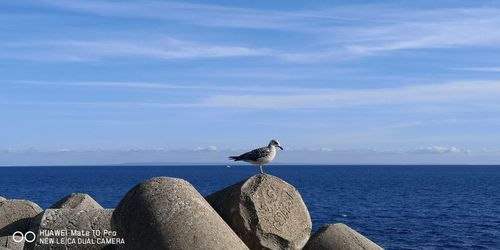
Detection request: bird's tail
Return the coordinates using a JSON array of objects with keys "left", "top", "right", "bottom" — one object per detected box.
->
[{"left": 229, "top": 156, "right": 241, "bottom": 161}]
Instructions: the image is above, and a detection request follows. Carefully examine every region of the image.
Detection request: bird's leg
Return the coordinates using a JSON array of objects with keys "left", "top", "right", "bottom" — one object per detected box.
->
[{"left": 259, "top": 165, "right": 264, "bottom": 174}]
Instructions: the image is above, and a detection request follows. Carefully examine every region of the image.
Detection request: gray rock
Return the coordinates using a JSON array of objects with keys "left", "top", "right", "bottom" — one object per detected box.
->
[
  {"left": 0, "top": 197, "right": 5, "bottom": 201},
  {"left": 112, "top": 177, "right": 249, "bottom": 250},
  {"left": 50, "top": 193, "right": 103, "bottom": 209},
  {"left": 0, "top": 199, "right": 42, "bottom": 236},
  {"left": 26, "top": 208, "right": 119, "bottom": 250},
  {"left": 303, "top": 224, "right": 383, "bottom": 250},
  {"left": 206, "top": 174, "right": 312, "bottom": 250},
  {"left": 0, "top": 235, "right": 25, "bottom": 250}
]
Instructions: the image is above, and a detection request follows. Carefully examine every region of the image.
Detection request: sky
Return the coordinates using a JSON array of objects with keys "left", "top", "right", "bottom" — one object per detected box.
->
[{"left": 1, "top": 0, "right": 500, "bottom": 165}]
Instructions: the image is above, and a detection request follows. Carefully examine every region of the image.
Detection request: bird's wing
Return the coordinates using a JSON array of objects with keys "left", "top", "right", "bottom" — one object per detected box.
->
[{"left": 238, "top": 147, "right": 271, "bottom": 161}]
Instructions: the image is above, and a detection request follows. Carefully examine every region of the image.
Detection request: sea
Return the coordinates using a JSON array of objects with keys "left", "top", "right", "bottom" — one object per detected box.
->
[{"left": 1, "top": 165, "right": 499, "bottom": 250}]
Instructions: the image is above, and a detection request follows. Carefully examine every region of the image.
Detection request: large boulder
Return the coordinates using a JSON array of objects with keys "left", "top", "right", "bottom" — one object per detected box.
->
[
  {"left": 0, "top": 235, "right": 25, "bottom": 250},
  {"left": 26, "top": 208, "right": 118, "bottom": 250},
  {"left": 0, "top": 199, "right": 42, "bottom": 236},
  {"left": 303, "top": 224, "right": 383, "bottom": 250},
  {"left": 0, "top": 197, "right": 5, "bottom": 202},
  {"left": 112, "top": 177, "right": 248, "bottom": 250},
  {"left": 206, "top": 174, "right": 312, "bottom": 250},
  {"left": 50, "top": 193, "right": 103, "bottom": 209}
]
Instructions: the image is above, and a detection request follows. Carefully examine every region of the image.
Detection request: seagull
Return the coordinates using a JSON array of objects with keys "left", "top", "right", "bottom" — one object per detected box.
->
[{"left": 229, "top": 139, "right": 283, "bottom": 174}]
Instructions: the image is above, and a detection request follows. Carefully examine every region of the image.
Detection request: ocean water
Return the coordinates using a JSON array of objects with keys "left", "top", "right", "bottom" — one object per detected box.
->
[{"left": 1, "top": 165, "right": 499, "bottom": 249}]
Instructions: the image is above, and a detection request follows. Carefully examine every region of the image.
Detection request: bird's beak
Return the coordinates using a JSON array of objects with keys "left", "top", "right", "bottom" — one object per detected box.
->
[{"left": 277, "top": 146, "right": 283, "bottom": 150}]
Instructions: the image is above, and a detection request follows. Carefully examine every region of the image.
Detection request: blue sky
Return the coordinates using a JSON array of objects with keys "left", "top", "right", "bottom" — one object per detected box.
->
[{"left": 1, "top": 0, "right": 500, "bottom": 165}]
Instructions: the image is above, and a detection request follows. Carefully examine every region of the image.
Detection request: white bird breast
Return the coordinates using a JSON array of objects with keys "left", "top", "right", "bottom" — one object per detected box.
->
[{"left": 246, "top": 147, "right": 277, "bottom": 165}]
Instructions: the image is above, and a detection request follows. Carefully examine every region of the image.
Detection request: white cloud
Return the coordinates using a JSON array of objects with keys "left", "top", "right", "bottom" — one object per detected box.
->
[
  {"left": 0, "top": 39, "right": 271, "bottom": 61},
  {"left": 6, "top": 80, "right": 314, "bottom": 93},
  {"left": 299, "top": 146, "right": 472, "bottom": 155},
  {"left": 2, "top": 2, "right": 499, "bottom": 62},
  {"left": 195, "top": 80, "right": 500, "bottom": 109},
  {"left": 39, "top": 0, "right": 338, "bottom": 30},
  {"left": 451, "top": 67, "right": 500, "bottom": 72},
  {"left": 0, "top": 147, "right": 224, "bottom": 154},
  {"left": 34, "top": 1, "right": 500, "bottom": 61},
  {"left": 410, "top": 146, "right": 469, "bottom": 154},
  {"left": 342, "top": 19, "right": 500, "bottom": 54},
  {"left": 4, "top": 80, "right": 500, "bottom": 110},
  {"left": 194, "top": 146, "right": 218, "bottom": 152}
]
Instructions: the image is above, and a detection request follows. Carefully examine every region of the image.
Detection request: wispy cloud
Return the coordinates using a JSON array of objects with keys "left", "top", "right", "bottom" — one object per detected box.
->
[
  {"left": 304, "top": 146, "right": 470, "bottom": 155},
  {"left": 409, "top": 146, "right": 469, "bottom": 154},
  {"left": 451, "top": 67, "right": 500, "bottom": 72},
  {"left": 5, "top": 80, "right": 321, "bottom": 93},
  {"left": 0, "top": 38, "right": 271, "bottom": 61},
  {"left": 341, "top": 15, "right": 500, "bottom": 55},
  {"left": 39, "top": 0, "right": 361, "bottom": 30},
  {"left": 34, "top": 1, "right": 500, "bottom": 62},
  {"left": 196, "top": 80, "right": 500, "bottom": 109},
  {"left": 4, "top": 80, "right": 500, "bottom": 110},
  {"left": 194, "top": 146, "right": 218, "bottom": 152},
  {"left": 0, "top": 2, "right": 497, "bottom": 62}
]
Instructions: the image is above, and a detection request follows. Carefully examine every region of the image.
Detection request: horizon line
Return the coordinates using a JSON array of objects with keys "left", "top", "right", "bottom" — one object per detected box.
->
[{"left": 2, "top": 163, "right": 499, "bottom": 168}]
